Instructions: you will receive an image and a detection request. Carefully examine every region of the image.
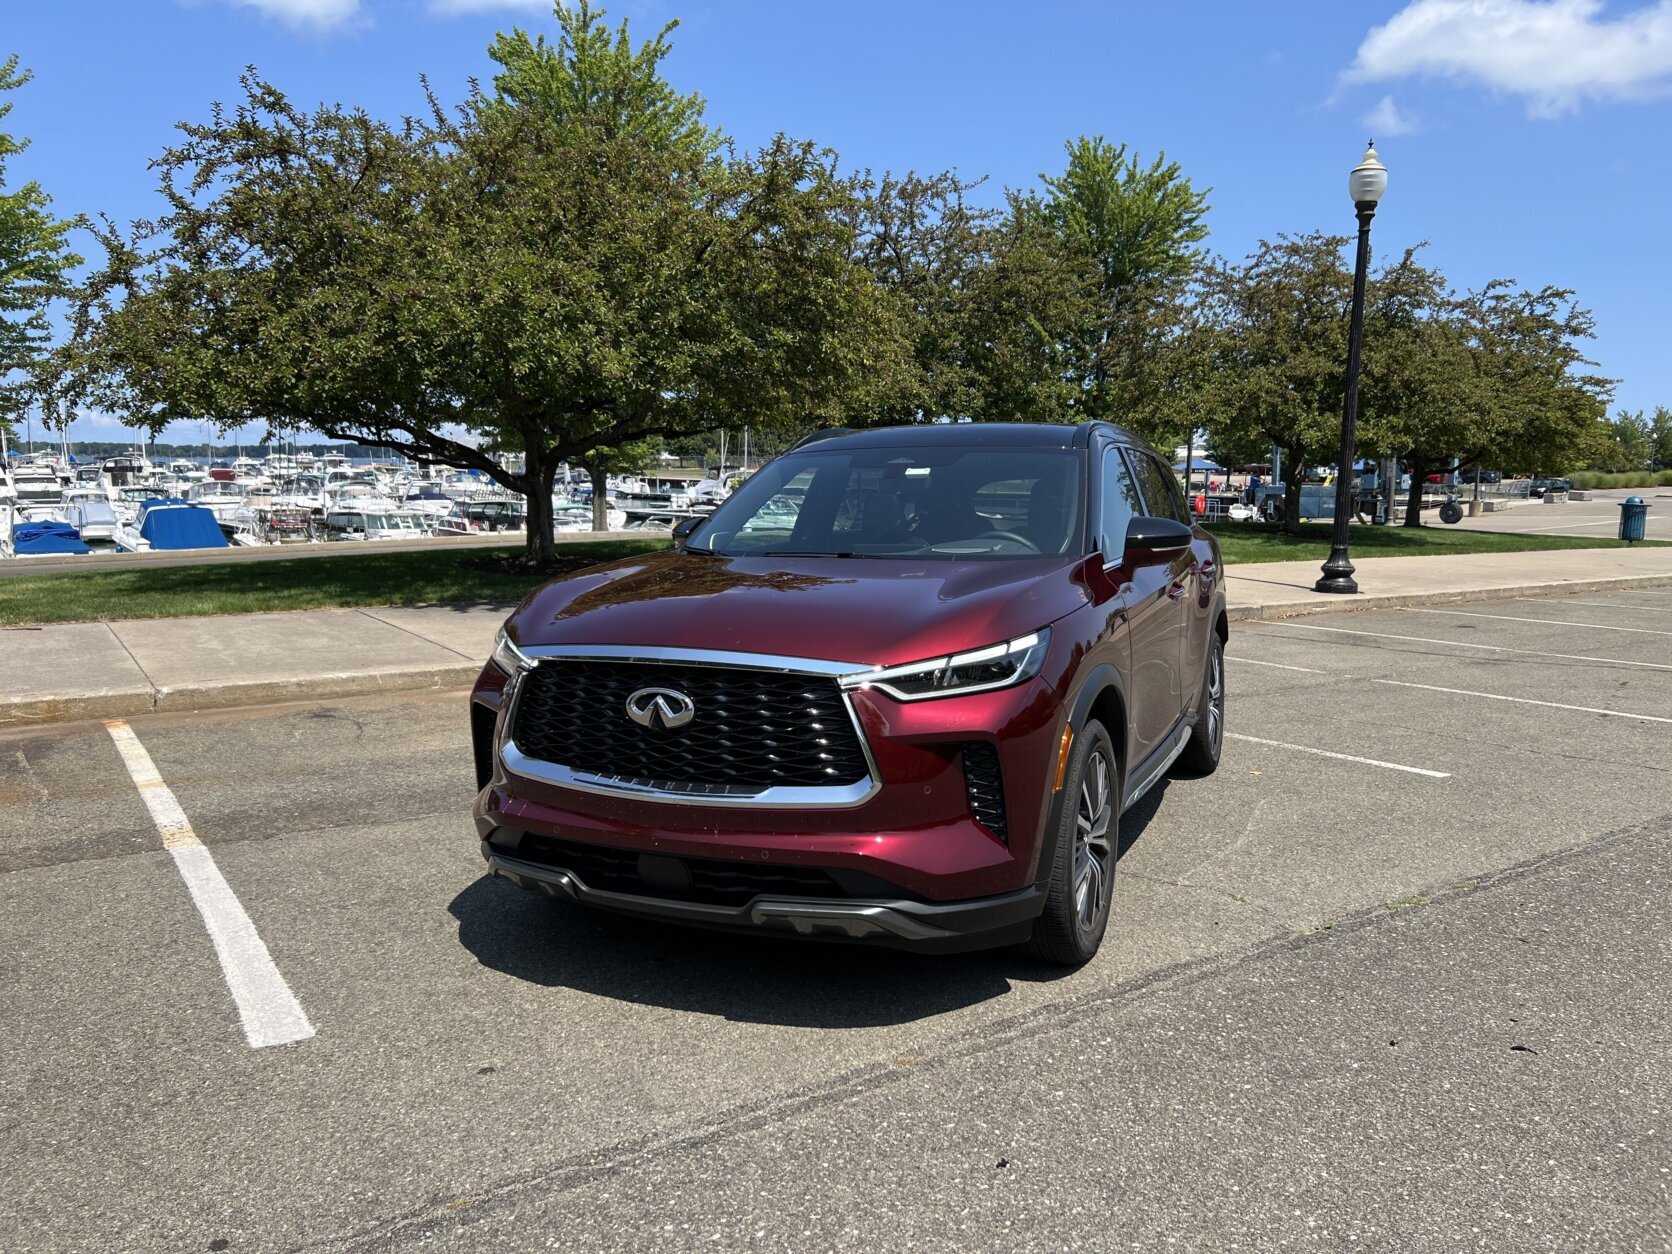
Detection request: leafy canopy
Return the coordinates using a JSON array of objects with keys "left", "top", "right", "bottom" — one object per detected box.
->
[{"left": 0, "top": 55, "right": 83, "bottom": 434}]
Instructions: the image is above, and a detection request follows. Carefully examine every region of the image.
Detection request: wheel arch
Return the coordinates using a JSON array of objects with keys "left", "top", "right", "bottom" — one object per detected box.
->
[{"left": 1032, "top": 664, "right": 1128, "bottom": 888}]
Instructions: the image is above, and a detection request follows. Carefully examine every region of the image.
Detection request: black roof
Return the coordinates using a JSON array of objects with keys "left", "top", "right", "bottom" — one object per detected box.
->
[{"left": 791, "top": 421, "right": 1143, "bottom": 452}]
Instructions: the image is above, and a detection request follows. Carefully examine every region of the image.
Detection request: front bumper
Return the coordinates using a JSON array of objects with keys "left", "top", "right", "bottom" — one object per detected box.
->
[{"left": 482, "top": 836, "right": 1045, "bottom": 954}]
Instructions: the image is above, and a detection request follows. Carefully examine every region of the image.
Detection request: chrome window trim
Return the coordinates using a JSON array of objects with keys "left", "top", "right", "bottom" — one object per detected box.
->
[{"left": 499, "top": 645, "right": 882, "bottom": 809}]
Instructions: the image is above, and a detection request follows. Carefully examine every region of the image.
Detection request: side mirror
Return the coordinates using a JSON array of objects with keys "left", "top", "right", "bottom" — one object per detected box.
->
[
  {"left": 1125, "top": 515, "right": 1194, "bottom": 558},
  {"left": 671, "top": 516, "right": 702, "bottom": 548}
]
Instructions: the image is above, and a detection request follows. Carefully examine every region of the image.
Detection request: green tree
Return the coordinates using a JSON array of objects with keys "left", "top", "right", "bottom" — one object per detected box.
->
[
  {"left": 1355, "top": 249, "right": 1484, "bottom": 525},
  {"left": 75, "top": 72, "right": 897, "bottom": 559},
  {"left": 1194, "top": 233, "right": 1352, "bottom": 533},
  {"left": 487, "top": 0, "right": 720, "bottom": 159},
  {"left": 1458, "top": 282, "right": 1611, "bottom": 485},
  {"left": 1603, "top": 409, "right": 1653, "bottom": 472},
  {"left": 574, "top": 437, "right": 657, "bottom": 531},
  {"left": 1651, "top": 405, "right": 1672, "bottom": 471},
  {"left": 1036, "top": 136, "right": 1210, "bottom": 441},
  {"left": 0, "top": 56, "right": 82, "bottom": 435}
]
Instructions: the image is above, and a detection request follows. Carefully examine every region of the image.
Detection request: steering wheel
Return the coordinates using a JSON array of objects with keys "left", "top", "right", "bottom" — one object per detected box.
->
[{"left": 973, "top": 529, "right": 1040, "bottom": 553}]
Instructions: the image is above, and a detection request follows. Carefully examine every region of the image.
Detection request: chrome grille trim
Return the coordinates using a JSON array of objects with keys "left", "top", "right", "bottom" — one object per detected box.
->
[{"left": 499, "top": 645, "right": 882, "bottom": 809}]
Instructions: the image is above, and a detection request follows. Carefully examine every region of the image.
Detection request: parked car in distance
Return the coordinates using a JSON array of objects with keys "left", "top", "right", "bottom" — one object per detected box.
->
[
  {"left": 1529, "top": 477, "right": 1573, "bottom": 498},
  {"left": 1459, "top": 469, "right": 1502, "bottom": 484},
  {"left": 470, "top": 421, "right": 1228, "bottom": 965}
]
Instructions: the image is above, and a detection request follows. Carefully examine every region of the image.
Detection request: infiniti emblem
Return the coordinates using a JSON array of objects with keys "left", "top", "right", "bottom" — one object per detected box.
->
[{"left": 624, "top": 687, "right": 696, "bottom": 731}]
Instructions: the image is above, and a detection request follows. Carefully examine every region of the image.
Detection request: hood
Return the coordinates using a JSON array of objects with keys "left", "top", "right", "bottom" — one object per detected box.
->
[{"left": 511, "top": 550, "right": 1092, "bottom": 668}]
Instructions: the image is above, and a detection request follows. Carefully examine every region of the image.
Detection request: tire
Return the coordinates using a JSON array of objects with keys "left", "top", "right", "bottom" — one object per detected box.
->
[
  {"left": 1439, "top": 500, "right": 1463, "bottom": 524},
  {"left": 1176, "top": 634, "right": 1225, "bottom": 775},
  {"left": 1025, "top": 720, "right": 1120, "bottom": 966}
]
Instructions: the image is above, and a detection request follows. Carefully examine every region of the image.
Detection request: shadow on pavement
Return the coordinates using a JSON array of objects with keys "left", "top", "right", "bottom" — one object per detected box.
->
[{"left": 450, "top": 790, "right": 1163, "bottom": 1029}]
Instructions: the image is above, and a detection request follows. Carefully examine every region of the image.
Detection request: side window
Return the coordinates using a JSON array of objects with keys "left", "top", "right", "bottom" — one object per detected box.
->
[
  {"left": 1126, "top": 451, "right": 1190, "bottom": 525},
  {"left": 1098, "top": 448, "right": 1143, "bottom": 562}
]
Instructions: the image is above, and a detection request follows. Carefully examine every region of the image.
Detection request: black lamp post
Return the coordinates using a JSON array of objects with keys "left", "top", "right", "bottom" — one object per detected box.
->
[{"left": 1316, "top": 142, "right": 1388, "bottom": 594}]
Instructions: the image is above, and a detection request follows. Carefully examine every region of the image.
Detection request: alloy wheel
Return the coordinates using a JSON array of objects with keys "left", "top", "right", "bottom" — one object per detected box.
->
[
  {"left": 1073, "top": 749, "right": 1114, "bottom": 930},
  {"left": 1207, "top": 647, "right": 1225, "bottom": 754}
]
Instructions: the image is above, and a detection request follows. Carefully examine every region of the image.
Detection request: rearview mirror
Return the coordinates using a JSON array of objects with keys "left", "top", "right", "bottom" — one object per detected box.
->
[
  {"left": 672, "top": 516, "right": 703, "bottom": 548},
  {"left": 1125, "top": 515, "right": 1194, "bottom": 558}
]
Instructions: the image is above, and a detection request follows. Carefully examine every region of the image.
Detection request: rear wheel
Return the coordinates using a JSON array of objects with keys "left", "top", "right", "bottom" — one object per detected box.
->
[
  {"left": 1176, "top": 634, "right": 1224, "bottom": 775},
  {"left": 1025, "top": 720, "right": 1119, "bottom": 966}
]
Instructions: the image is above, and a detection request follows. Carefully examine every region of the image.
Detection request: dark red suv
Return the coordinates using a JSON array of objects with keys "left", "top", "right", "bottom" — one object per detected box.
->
[{"left": 471, "top": 422, "right": 1226, "bottom": 963}]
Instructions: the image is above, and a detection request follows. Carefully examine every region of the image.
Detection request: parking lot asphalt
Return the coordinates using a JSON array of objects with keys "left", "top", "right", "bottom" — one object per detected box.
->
[{"left": 2, "top": 588, "right": 1668, "bottom": 1252}]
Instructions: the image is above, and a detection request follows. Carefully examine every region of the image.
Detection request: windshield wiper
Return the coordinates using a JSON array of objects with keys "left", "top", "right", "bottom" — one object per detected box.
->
[{"left": 758, "top": 550, "right": 860, "bottom": 558}]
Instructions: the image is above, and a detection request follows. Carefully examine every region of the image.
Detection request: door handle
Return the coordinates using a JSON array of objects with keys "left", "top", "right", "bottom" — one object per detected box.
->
[{"left": 1168, "top": 580, "right": 1187, "bottom": 602}]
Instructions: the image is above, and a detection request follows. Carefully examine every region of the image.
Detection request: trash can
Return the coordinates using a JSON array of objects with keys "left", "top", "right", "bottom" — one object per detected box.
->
[{"left": 1618, "top": 496, "right": 1651, "bottom": 543}]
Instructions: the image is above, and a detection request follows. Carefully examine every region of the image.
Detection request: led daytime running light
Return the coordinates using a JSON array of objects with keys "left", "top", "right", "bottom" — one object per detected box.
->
[
  {"left": 491, "top": 626, "right": 533, "bottom": 674},
  {"left": 844, "top": 630, "right": 1050, "bottom": 702}
]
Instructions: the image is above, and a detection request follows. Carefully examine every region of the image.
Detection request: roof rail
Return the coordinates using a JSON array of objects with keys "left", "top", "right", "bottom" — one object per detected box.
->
[
  {"left": 788, "top": 427, "right": 857, "bottom": 451},
  {"left": 1070, "top": 420, "right": 1104, "bottom": 448}
]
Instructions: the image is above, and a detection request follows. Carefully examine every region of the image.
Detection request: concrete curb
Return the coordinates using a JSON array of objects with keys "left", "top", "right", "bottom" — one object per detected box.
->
[
  {"left": 1226, "top": 571, "right": 1672, "bottom": 623},
  {"left": 5, "top": 572, "right": 1670, "bottom": 728},
  {"left": 0, "top": 664, "right": 484, "bottom": 729}
]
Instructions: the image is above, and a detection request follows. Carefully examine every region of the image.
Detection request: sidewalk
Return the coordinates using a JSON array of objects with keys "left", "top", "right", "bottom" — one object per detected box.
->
[{"left": 4, "top": 547, "right": 1670, "bottom": 726}]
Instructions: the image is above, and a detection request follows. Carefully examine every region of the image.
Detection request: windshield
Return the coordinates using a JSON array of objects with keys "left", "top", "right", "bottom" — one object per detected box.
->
[{"left": 689, "top": 445, "right": 1084, "bottom": 559}]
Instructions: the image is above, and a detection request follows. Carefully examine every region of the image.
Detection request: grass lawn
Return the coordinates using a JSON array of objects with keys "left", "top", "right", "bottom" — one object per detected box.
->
[
  {"left": 1204, "top": 521, "right": 1666, "bottom": 564},
  {"left": 0, "top": 539, "right": 669, "bottom": 627}
]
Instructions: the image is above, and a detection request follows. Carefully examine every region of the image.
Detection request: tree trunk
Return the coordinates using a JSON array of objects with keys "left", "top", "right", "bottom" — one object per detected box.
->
[
  {"left": 1282, "top": 456, "right": 1303, "bottom": 537},
  {"left": 590, "top": 466, "right": 608, "bottom": 531},
  {"left": 1403, "top": 455, "right": 1426, "bottom": 528},
  {"left": 523, "top": 445, "right": 557, "bottom": 562}
]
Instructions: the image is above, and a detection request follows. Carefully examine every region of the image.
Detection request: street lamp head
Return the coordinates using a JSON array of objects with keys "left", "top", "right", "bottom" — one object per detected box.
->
[{"left": 1349, "top": 142, "right": 1388, "bottom": 206}]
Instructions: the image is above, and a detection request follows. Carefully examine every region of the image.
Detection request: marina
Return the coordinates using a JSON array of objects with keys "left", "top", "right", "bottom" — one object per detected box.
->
[{"left": 1, "top": 443, "right": 740, "bottom": 561}]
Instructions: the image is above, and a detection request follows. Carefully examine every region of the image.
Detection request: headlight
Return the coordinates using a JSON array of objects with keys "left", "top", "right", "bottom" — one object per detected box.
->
[
  {"left": 843, "top": 629, "right": 1050, "bottom": 701},
  {"left": 491, "top": 625, "right": 533, "bottom": 674}
]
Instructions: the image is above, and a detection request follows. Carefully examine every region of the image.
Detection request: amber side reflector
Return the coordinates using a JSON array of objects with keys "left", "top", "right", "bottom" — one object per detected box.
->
[{"left": 1052, "top": 725, "right": 1074, "bottom": 792}]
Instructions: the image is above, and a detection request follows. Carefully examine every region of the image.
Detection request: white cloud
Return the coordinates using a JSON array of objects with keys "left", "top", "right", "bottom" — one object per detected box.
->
[
  {"left": 1364, "top": 93, "right": 1421, "bottom": 136},
  {"left": 1347, "top": 0, "right": 1672, "bottom": 117},
  {"left": 223, "top": 0, "right": 363, "bottom": 31},
  {"left": 429, "top": 0, "right": 553, "bottom": 15}
]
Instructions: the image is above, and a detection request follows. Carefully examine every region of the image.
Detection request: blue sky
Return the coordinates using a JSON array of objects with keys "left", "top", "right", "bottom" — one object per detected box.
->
[{"left": 6, "top": 0, "right": 1671, "bottom": 447}]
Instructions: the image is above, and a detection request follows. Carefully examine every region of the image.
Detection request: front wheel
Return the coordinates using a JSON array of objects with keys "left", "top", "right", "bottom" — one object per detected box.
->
[
  {"left": 1025, "top": 720, "right": 1119, "bottom": 966},
  {"left": 1439, "top": 500, "right": 1463, "bottom": 524}
]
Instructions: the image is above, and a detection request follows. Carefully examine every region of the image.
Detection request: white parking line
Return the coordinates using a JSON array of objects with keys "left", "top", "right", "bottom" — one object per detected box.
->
[
  {"left": 1226, "top": 733, "right": 1451, "bottom": 779},
  {"left": 1275, "top": 623, "right": 1672, "bottom": 671},
  {"left": 1517, "top": 598, "right": 1670, "bottom": 612},
  {"left": 1228, "top": 655, "right": 1671, "bottom": 725},
  {"left": 1373, "top": 679, "right": 1672, "bottom": 724},
  {"left": 1226, "top": 657, "right": 1328, "bottom": 674},
  {"left": 105, "top": 721, "right": 315, "bottom": 1050},
  {"left": 1405, "top": 607, "right": 1672, "bottom": 636}
]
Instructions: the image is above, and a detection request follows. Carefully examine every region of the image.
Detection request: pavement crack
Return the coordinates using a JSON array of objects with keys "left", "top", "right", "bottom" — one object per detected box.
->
[
  {"left": 103, "top": 621, "right": 160, "bottom": 709},
  {"left": 297, "top": 817, "right": 1672, "bottom": 1253}
]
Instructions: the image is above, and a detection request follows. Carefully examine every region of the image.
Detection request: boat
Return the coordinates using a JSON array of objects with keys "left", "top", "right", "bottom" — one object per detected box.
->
[
  {"left": 320, "top": 507, "right": 432, "bottom": 541},
  {"left": 113, "top": 499, "right": 231, "bottom": 552},
  {"left": 9, "top": 464, "right": 66, "bottom": 520},
  {"left": 401, "top": 485, "right": 458, "bottom": 522},
  {"left": 58, "top": 488, "right": 120, "bottom": 542},
  {"left": 186, "top": 479, "right": 248, "bottom": 525},
  {"left": 553, "top": 501, "right": 624, "bottom": 532},
  {"left": 7, "top": 517, "right": 90, "bottom": 558}
]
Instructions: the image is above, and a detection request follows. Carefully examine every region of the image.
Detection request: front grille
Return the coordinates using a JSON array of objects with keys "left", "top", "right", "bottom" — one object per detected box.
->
[
  {"left": 963, "top": 741, "right": 1008, "bottom": 842},
  {"left": 510, "top": 659, "right": 870, "bottom": 793},
  {"left": 519, "top": 834, "right": 848, "bottom": 906}
]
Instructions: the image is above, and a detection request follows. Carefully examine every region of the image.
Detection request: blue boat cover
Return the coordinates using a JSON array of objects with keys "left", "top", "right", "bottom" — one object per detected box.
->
[
  {"left": 138, "top": 502, "right": 229, "bottom": 550},
  {"left": 13, "top": 521, "right": 91, "bottom": 555}
]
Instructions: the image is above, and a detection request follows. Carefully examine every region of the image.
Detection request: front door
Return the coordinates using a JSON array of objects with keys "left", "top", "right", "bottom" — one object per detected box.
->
[{"left": 1122, "top": 450, "right": 1193, "bottom": 755}]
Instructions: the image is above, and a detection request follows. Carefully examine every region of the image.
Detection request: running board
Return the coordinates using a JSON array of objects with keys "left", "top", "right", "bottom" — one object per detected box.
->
[{"left": 1122, "top": 718, "right": 1193, "bottom": 812}]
